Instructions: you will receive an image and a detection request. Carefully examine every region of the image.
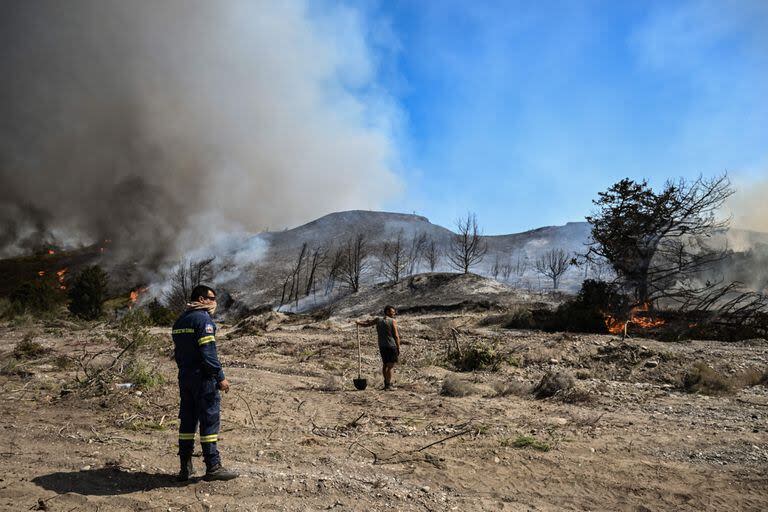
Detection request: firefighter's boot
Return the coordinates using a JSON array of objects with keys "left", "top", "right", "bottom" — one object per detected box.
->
[
  {"left": 177, "top": 456, "right": 194, "bottom": 482},
  {"left": 203, "top": 463, "right": 239, "bottom": 481}
]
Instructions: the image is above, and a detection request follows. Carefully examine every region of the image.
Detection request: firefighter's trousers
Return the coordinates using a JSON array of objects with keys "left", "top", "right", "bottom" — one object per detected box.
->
[{"left": 178, "top": 374, "right": 221, "bottom": 469}]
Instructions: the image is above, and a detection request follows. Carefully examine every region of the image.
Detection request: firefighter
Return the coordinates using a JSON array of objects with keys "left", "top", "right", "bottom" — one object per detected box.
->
[{"left": 172, "top": 284, "right": 238, "bottom": 481}]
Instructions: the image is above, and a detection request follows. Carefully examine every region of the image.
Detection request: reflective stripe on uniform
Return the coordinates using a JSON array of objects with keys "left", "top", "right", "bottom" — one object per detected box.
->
[
  {"left": 178, "top": 432, "right": 196, "bottom": 440},
  {"left": 198, "top": 335, "right": 215, "bottom": 345},
  {"left": 200, "top": 434, "right": 218, "bottom": 443},
  {"left": 172, "top": 328, "right": 195, "bottom": 334}
]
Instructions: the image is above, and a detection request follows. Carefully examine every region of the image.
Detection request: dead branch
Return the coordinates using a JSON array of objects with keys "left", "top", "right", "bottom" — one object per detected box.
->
[{"left": 233, "top": 391, "right": 257, "bottom": 428}]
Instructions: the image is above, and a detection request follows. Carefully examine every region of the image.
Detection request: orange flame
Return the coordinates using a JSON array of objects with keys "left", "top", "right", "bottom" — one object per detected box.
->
[
  {"left": 37, "top": 270, "right": 46, "bottom": 277},
  {"left": 56, "top": 268, "right": 68, "bottom": 290},
  {"left": 604, "top": 302, "right": 665, "bottom": 334},
  {"left": 129, "top": 287, "right": 149, "bottom": 307}
]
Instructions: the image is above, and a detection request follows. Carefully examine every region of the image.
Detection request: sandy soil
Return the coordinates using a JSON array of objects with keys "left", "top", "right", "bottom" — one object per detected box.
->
[{"left": 1, "top": 313, "right": 767, "bottom": 511}]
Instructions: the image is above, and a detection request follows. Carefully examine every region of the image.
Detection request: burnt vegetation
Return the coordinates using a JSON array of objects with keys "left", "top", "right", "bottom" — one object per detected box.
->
[{"left": 572, "top": 174, "right": 768, "bottom": 340}]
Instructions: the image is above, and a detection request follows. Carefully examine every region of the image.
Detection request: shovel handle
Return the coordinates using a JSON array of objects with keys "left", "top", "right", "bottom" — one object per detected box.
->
[{"left": 356, "top": 323, "right": 362, "bottom": 377}]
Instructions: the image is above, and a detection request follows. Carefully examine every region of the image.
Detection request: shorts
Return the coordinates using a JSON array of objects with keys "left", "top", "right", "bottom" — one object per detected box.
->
[{"left": 379, "top": 345, "right": 399, "bottom": 364}]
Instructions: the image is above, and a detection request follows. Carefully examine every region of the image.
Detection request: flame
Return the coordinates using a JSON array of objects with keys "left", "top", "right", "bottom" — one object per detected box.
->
[
  {"left": 604, "top": 315, "right": 626, "bottom": 335},
  {"left": 37, "top": 270, "right": 46, "bottom": 277},
  {"left": 56, "top": 268, "right": 68, "bottom": 290},
  {"left": 47, "top": 249, "right": 55, "bottom": 255},
  {"left": 604, "top": 302, "right": 665, "bottom": 334},
  {"left": 129, "top": 286, "right": 149, "bottom": 307}
]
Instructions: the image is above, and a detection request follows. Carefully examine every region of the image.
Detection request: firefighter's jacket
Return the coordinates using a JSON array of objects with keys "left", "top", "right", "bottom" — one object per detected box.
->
[{"left": 171, "top": 309, "right": 225, "bottom": 383}]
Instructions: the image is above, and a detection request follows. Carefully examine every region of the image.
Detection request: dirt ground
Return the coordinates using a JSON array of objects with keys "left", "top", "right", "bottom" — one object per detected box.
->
[{"left": 1, "top": 312, "right": 767, "bottom": 511}]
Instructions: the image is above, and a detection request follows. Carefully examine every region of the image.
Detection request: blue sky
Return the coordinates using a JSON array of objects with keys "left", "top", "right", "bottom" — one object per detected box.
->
[{"left": 349, "top": 0, "right": 768, "bottom": 234}]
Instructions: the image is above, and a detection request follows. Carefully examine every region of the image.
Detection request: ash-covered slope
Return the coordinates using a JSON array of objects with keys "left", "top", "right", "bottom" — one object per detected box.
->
[
  {"left": 325, "top": 272, "right": 524, "bottom": 318},
  {"left": 222, "top": 210, "right": 768, "bottom": 308},
  {"left": 223, "top": 211, "right": 594, "bottom": 306}
]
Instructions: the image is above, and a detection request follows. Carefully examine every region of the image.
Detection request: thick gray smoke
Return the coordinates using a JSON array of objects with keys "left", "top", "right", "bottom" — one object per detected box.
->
[{"left": 0, "top": 1, "right": 401, "bottom": 265}]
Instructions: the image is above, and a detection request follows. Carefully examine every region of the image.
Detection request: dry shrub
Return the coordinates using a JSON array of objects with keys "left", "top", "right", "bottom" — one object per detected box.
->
[
  {"left": 559, "top": 387, "right": 595, "bottom": 404},
  {"left": 736, "top": 367, "right": 768, "bottom": 387},
  {"left": 522, "top": 347, "right": 560, "bottom": 367},
  {"left": 13, "top": 334, "right": 49, "bottom": 360},
  {"left": 230, "top": 311, "right": 288, "bottom": 337},
  {"left": 532, "top": 371, "right": 575, "bottom": 399},
  {"left": 123, "top": 357, "right": 165, "bottom": 390},
  {"left": 681, "top": 362, "right": 731, "bottom": 395},
  {"left": 492, "top": 379, "right": 532, "bottom": 397},
  {"left": 506, "top": 435, "right": 550, "bottom": 452},
  {"left": 318, "top": 375, "right": 342, "bottom": 392},
  {"left": 107, "top": 310, "right": 158, "bottom": 352},
  {"left": 478, "top": 308, "right": 535, "bottom": 329},
  {"left": 440, "top": 374, "right": 478, "bottom": 397},
  {"left": 450, "top": 340, "right": 505, "bottom": 372}
]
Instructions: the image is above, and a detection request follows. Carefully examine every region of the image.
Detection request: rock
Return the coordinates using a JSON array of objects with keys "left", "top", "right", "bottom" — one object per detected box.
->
[
  {"left": 80, "top": 465, "right": 91, "bottom": 471},
  {"left": 421, "top": 485, "right": 431, "bottom": 493},
  {"left": 644, "top": 360, "right": 659, "bottom": 368},
  {"left": 549, "top": 358, "right": 559, "bottom": 364}
]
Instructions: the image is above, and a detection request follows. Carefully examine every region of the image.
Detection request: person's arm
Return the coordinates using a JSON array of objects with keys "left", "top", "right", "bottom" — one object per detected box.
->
[
  {"left": 197, "top": 321, "right": 230, "bottom": 392},
  {"left": 355, "top": 318, "right": 377, "bottom": 327},
  {"left": 392, "top": 319, "right": 401, "bottom": 352}
]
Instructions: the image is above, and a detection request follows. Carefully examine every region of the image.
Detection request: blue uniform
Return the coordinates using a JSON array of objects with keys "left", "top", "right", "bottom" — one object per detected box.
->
[{"left": 172, "top": 308, "right": 225, "bottom": 469}]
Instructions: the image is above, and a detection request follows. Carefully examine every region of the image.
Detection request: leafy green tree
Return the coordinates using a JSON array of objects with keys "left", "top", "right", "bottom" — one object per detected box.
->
[
  {"left": 586, "top": 175, "right": 733, "bottom": 307},
  {"left": 68, "top": 265, "right": 109, "bottom": 319}
]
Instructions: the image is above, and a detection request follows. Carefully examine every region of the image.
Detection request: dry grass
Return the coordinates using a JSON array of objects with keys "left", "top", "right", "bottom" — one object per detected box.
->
[
  {"left": 491, "top": 379, "right": 532, "bottom": 397},
  {"left": 440, "top": 374, "right": 478, "bottom": 397},
  {"left": 681, "top": 362, "right": 733, "bottom": 395}
]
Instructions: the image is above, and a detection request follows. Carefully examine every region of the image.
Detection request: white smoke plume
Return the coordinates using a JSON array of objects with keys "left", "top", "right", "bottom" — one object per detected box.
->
[
  {"left": 729, "top": 176, "right": 768, "bottom": 235},
  {"left": 0, "top": 1, "right": 402, "bottom": 266}
]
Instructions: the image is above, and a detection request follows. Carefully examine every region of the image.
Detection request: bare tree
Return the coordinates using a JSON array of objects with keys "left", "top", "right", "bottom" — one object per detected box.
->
[
  {"left": 339, "top": 233, "right": 369, "bottom": 292},
  {"left": 164, "top": 257, "right": 215, "bottom": 312},
  {"left": 288, "top": 243, "right": 308, "bottom": 307},
  {"left": 423, "top": 237, "right": 441, "bottom": 272},
  {"left": 447, "top": 212, "right": 488, "bottom": 274},
  {"left": 379, "top": 230, "right": 410, "bottom": 284},
  {"left": 513, "top": 254, "right": 527, "bottom": 280},
  {"left": 500, "top": 259, "right": 513, "bottom": 281},
  {"left": 324, "top": 246, "right": 345, "bottom": 295},
  {"left": 534, "top": 248, "right": 570, "bottom": 290},
  {"left": 407, "top": 231, "right": 428, "bottom": 275},
  {"left": 304, "top": 246, "right": 327, "bottom": 297},
  {"left": 490, "top": 254, "right": 501, "bottom": 280},
  {"left": 277, "top": 243, "right": 328, "bottom": 310}
]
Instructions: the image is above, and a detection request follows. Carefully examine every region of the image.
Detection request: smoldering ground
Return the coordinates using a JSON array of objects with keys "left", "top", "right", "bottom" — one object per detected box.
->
[{"left": 0, "top": 0, "right": 401, "bottom": 266}]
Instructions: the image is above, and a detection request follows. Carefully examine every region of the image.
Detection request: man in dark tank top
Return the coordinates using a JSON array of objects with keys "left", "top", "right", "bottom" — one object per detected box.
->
[{"left": 356, "top": 305, "right": 401, "bottom": 390}]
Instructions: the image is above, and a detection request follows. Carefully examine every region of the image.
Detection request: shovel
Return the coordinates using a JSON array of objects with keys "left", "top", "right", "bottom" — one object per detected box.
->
[{"left": 353, "top": 324, "right": 368, "bottom": 390}]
